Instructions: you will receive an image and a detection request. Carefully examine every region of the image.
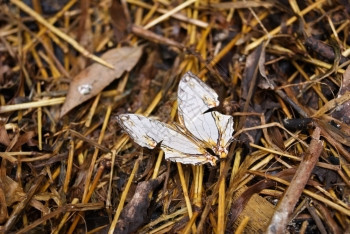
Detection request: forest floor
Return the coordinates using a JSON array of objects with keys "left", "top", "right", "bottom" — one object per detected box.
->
[{"left": 0, "top": 0, "right": 349, "bottom": 233}]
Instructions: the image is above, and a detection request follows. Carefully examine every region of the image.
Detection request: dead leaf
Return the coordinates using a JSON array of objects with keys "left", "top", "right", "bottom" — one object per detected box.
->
[
  {"left": 110, "top": 0, "right": 129, "bottom": 42},
  {"left": 312, "top": 167, "right": 340, "bottom": 189},
  {"left": 258, "top": 44, "right": 275, "bottom": 90},
  {"left": 332, "top": 65, "right": 350, "bottom": 124},
  {"left": 305, "top": 37, "right": 348, "bottom": 64},
  {"left": 113, "top": 173, "right": 165, "bottom": 234},
  {"left": 228, "top": 169, "right": 297, "bottom": 227},
  {"left": 12, "top": 131, "right": 36, "bottom": 151},
  {"left": 0, "top": 186, "right": 8, "bottom": 224},
  {"left": 0, "top": 176, "right": 26, "bottom": 206},
  {"left": 0, "top": 125, "right": 10, "bottom": 146},
  {"left": 60, "top": 46, "right": 143, "bottom": 117},
  {"left": 268, "top": 126, "right": 285, "bottom": 150}
]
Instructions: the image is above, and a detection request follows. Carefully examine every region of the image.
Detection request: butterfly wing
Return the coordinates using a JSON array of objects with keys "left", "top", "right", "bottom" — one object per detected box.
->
[
  {"left": 177, "top": 72, "right": 234, "bottom": 157},
  {"left": 212, "top": 111, "right": 234, "bottom": 157},
  {"left": 177, "top": 72, "right": 219, "bottom": 121},
  {"left": 117, "top": 114, "right": 217, "bottom": 165}
]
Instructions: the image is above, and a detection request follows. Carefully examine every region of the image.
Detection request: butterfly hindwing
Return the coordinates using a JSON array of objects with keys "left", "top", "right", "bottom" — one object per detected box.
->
[{"left": 211, "top": 111, "right": 234, "bottom": 157}]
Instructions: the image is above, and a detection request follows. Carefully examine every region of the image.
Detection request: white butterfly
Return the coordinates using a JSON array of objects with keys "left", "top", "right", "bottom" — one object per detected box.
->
[{"left": 117, "top": 72, "right": 234, "bottom": 166}]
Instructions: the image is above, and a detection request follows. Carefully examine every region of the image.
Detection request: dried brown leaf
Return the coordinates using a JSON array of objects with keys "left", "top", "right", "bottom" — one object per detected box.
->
[
  {"left": 305, "top": 37, "right": 348, "bottom": 64},
  {"left": 228, "top": 169, "right": 296, "bottom": 226},
  {"left": 258, "top": 44, "right": 274, "bottom": 90},
  {"left": 113, "top": 174, "right": 165, "bottom": 234},
  {"left": 0, "top": 187, "right": 8, "bottom": 224},
  {"left": 0, "top": 176, "right": 25, "bottom": 206},
  {"left": 332, "top": 65, "right": 350, "bottom": 124},
  {"left": 60, "top": 46, "right": 143, "bottom": 117},
  {"left": 110, "top": 0, "right": 129, "bottom": 42},
  {"left": 12, "top": 131, "right": 36, "bottom": 151},
  {"left": 0, "top": 126, "right": 10, "bottom": 146}
]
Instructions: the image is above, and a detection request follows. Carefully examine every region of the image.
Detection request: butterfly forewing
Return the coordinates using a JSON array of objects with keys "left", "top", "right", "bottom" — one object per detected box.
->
[{"left": 117, "top": 114, "right": 218, "bottom": 165}]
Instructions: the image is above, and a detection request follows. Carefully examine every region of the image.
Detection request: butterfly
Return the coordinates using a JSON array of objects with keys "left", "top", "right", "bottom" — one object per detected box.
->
[{"left": 116, "top": 72, "right": 234, "bottom": 166}]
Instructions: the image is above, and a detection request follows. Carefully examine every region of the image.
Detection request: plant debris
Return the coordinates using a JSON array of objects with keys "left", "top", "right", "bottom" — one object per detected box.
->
[
  {"left": 0, "top": 0, "right": 349, "bottom": 233},
  {"left": 111, "top": 173, "right": 166, "bottom": 234},
  {"left": 60, "top": 46, "right": 143, "bottom": 117}
]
